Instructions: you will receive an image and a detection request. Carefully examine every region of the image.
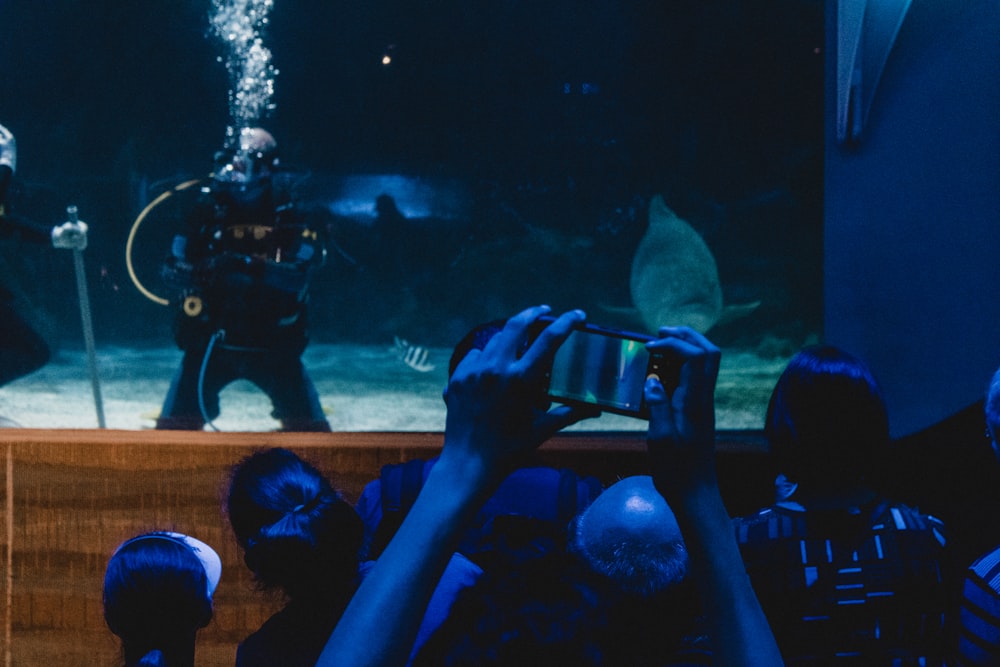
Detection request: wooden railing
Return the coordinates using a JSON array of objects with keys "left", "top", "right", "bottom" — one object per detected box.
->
[{"left": 0, "top": 428, "right": 769, "bottom": 666}]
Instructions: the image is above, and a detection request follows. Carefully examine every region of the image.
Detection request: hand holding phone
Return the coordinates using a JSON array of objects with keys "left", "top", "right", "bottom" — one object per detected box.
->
[{"left": 542, "top": 320, "right": 677, "bottom": 419}]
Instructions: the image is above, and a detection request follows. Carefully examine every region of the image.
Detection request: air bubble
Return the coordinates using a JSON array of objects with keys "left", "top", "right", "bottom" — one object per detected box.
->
[{"left": 210, "top": 0, "right": 277, "bottom": 144}]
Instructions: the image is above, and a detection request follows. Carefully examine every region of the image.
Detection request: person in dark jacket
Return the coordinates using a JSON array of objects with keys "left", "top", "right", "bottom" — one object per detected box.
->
[
  {"left": 0, "top": 121, "right": 87, "bottom": 393},
  {"left": 155, "top": 127, "right": 329, "bottom": 431}
]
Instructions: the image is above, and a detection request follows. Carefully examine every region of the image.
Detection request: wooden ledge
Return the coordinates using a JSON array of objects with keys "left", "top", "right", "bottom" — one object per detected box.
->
[
  {"left": 0, "top": 428, "right": 769, "bottom": 665},
  {"left": 0, "top": 427, "right": 767, "bottom": 452}
]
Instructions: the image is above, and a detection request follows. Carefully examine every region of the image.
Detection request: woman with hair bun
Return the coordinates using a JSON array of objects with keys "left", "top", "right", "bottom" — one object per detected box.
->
[
  {"left": 103, "top": 531, "right": 221, "bottom": 667},
  {"left": 227, "top": 447, "right": 480, "bottom": 666},
  {"left": 226, "top": 447, "right": 367, "bottom": 667}
]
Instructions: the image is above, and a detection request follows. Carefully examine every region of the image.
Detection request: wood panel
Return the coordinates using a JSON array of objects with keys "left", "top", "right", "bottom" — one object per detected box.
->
[{"left": 0, "top": 428, "right": 767, "bottom": 666}]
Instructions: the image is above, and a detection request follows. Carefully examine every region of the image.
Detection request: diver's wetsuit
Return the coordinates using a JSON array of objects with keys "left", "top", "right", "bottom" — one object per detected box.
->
[
  {"left": 0, "top": 164, "right": 51, "bottom": 388},
  {"left": 156, "top": 179, "right": 330, "bottom": 432}
]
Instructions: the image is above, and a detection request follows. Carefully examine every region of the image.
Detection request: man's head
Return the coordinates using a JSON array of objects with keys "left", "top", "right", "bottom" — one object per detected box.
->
[
  {"left": 568, "top": 475, "right": 687, "bottom": 597},
  {"left": 212, "top": 127, "right": 279, "bottom": 203}
]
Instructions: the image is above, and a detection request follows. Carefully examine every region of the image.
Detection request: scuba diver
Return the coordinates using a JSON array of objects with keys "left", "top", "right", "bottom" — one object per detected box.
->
[
  {"left": 156, "top": 127, "right": 330, "bottom": 432},
  {"left": 0, "top": 121, "right": 88, "bottom": 391}
]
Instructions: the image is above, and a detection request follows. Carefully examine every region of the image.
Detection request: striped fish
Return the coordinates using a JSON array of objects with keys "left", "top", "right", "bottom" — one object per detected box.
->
[{"left": 394, "top": 337, "right": 436, "bottom": 372}]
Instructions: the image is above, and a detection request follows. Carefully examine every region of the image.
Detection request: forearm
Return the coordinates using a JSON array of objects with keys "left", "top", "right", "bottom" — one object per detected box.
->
[
  {"left": 261, "top": 259, "right": 309, "bottom": 294},
  {"left": 0, "top": 212, "right": 54, "bottom": 244},
  {"left": 315, "top": 452, "right": 491, "bottom": 667},
  {"left": 0, "top": 166, "right": 51, "bottom": 244},
  {"left": 316, "top": 305, "right": 579, "bottom": 666},
  {"left": 669, "top": 480, "right": 784, "bottom": 667}
]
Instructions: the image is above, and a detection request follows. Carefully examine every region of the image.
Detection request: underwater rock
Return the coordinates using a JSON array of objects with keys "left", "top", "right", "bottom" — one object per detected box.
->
[{"left": 629, "top": 195, "right": 724, "bottom": 334}]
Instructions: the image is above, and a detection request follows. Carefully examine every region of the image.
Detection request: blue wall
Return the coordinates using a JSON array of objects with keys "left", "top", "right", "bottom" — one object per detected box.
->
[{"left": 824, "top": 0, "right": 1000, "bottom": 436}]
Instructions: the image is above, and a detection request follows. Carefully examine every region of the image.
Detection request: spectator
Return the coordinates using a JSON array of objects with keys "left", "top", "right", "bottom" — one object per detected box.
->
[
  {"left": 956, "top": 363, "right": 1000, "bottom": 666},
  {"left": 568, "top": 475, "right": 689, "bottom": 598},
  {"left": 103, "top": 531, "right": 221, "bottom": 667},
  {"left": 226, "top": 446, "right": 481, "bottom": 666},
  {"left": 226, "top": 447, "right": 363, "bottom": 666},
  {"left": 732, "top": 344, "right": 949, "bottom": 664}
]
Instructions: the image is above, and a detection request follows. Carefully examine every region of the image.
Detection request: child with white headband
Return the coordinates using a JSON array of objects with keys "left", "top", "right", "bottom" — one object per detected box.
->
[{"left": 103, "top": 531, "right": 222, "bottom": 667}]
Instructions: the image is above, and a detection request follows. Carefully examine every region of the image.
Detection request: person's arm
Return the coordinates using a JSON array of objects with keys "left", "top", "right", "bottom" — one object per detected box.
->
[
  {"left": 256, "top": 216, "right": 325, "bottom": 295},
  {"left": 315, "top": 305, "right": 594, "bottom": 667},
  {"left": 0, "top": 126, "right": 86, "bottom": 248},
  {"left": 161, "top": 199, "right": 220, "bottom": 291},
  {"left": 0, "top": 124, "right": 37, "bottom": 239},
  {"left": 644, "top": 327, "right": 784, "bottom": 667}
]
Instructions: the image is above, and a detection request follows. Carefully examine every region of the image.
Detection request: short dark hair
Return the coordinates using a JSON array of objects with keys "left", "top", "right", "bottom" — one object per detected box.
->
[
  {"left": 766, "top": 345, "right": 889, "bottom": 488},
  {"left": 226, "top": 447, "right": 363, "bottom": 602},
  {"left": 103, "top": 533, "right": 213, "bottom": 667}
]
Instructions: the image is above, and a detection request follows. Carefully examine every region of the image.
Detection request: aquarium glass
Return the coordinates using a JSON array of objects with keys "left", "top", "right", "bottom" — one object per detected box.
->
[{"left": 0, "top": 0, "right": 823, "bottom": 431}]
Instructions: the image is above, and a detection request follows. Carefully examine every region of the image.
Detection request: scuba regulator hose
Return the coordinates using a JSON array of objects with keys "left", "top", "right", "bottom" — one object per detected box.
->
[
  {"left": 125, "top": 179, "right": 202, "bottom": 306},
  {"left": 198, "top": 330, "right": 225, "bottom": 432}
]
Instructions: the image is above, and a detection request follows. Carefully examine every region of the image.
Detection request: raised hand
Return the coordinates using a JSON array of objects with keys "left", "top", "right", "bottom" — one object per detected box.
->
[
  {"left": 644, "top": 326, "right": 721, "bottom": 496},
  {"left": 441, "top": 305, "right": 595, "bottom": 480}
]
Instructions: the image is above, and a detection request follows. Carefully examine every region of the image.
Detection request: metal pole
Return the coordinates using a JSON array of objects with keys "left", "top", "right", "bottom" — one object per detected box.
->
[{"left": 67, "top": 205, "right": 106, "bottom": 428}]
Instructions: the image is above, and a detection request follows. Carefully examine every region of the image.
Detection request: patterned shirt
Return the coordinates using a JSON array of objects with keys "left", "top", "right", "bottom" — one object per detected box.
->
[
  {"left": 733, "top": 500, "right": 948, "bottom": 665},
  {"left": 958, "top": 545, "right": 1000, "bottom": 665}
]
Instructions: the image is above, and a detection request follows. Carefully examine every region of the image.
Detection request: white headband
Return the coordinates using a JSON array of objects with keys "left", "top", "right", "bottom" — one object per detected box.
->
[{"left": 114, "top": 531, "right": 222, "bottom": 598}]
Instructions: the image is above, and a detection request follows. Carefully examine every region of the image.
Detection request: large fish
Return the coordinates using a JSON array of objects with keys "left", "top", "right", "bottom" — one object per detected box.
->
[{"left": 629, "top": 195, "right": 726, "bottom": 334}]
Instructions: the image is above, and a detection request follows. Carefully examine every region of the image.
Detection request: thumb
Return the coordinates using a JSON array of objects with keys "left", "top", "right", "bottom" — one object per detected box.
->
[
  {"left": 644, "top": 375, "right": 669, "bottom": 406},
  {"left": 645, "top": 376, "right": 676, "bottom": 441}
]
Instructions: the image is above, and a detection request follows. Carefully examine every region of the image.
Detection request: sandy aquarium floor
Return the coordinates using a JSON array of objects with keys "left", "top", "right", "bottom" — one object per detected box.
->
[{"left": 0, "top": 343, "right": 787, "bottom": 432}]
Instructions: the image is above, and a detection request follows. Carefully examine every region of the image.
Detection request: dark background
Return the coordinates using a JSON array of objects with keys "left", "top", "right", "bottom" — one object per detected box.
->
[{"left": 0, "top": 0, "right": 824, "bottom": 349}]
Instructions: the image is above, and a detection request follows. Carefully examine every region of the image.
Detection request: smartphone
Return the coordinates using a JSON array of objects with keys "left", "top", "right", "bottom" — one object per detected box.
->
[{"left": 541, "top": 320, "right": 672, "bottom": 419}]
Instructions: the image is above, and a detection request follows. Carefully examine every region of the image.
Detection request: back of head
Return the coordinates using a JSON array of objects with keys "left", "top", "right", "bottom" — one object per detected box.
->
[
  {"left": 103, "top": 533, "right": 215, "bottom": 667},
  {"left": 985, "top": 365, "right": 1000, "bottom": 461},
  {"left": 569, "top": 475, "right": 688, "bottom": 597},
  {"left": 226, "top": 447, "right": 363, "bottom": 602},
  {"left": 766, "top": 344, "right": 889, "bottom": 490}
]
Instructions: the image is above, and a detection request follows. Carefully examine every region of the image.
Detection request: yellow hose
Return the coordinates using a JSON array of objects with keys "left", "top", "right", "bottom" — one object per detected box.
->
[{"left": 125, "top": 179, "right": 202, "bottom": 306}]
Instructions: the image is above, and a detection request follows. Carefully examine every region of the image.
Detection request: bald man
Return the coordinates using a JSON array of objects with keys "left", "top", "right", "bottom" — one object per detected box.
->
[{"left": 568, "top": 475, "right": 689, "bottom": 597}]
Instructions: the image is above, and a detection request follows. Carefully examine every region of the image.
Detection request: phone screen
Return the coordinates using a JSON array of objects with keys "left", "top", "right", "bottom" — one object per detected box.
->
[{"left": 547, "top": 328, "right": 653, "bottom": 417}]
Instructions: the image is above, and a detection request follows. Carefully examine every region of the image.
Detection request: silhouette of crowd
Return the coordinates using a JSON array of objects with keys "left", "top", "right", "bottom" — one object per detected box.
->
[{"left": 99, "top": 305, "right": 1000, "bottom": 666}]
